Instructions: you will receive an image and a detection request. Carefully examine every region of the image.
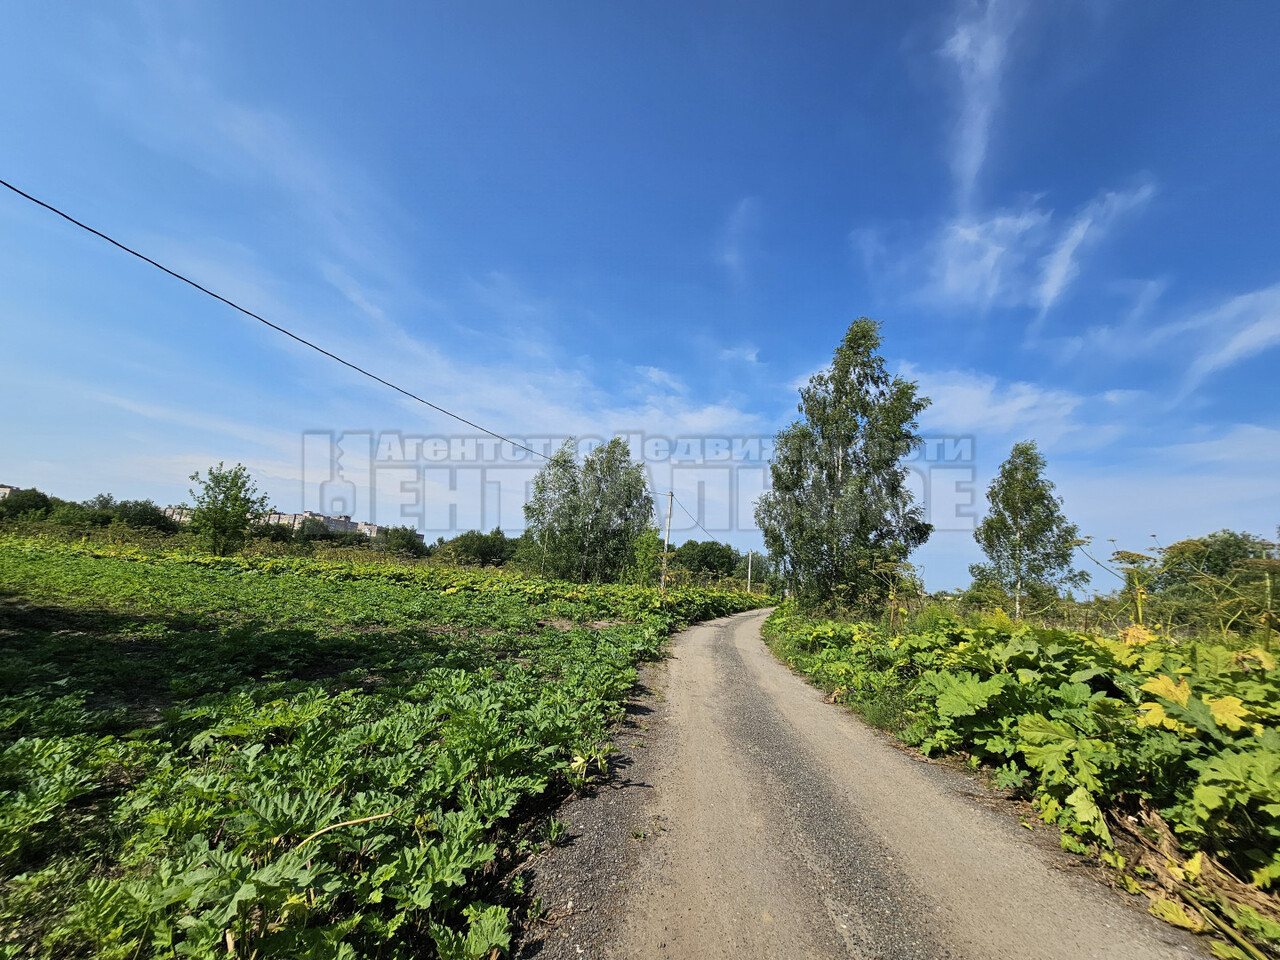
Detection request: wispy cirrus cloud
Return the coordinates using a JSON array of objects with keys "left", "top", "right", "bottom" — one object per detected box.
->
[
  {"left": 1167, "top": 283, "right": 1280, "bottom": 396},
  {"left": 1034, "top": 181, "right": 1156, "bottom": 323},
  {"left": 855, "top": 1, "right": 1154, "bottom": 328},
  {"left": 940, "top": 0, "right": 1023, "bottom": 211},
  {"left": 715, "top": 196, "right": 761, "bottom": 288},
  {"left": 1047, "top": 279, "right": 1280, "bottom": 401},
  {"left": 860, "top": 183, "right": 1154, "bottom": 316},
  {"left": 719, "top": 344, "right": 760, "bottom": 365},
  {"left": 927, "top": 202, "right": 1050, "bottom": 310},
  {"left": 91, "top": 8, "right": 404, "bottom": 288}
]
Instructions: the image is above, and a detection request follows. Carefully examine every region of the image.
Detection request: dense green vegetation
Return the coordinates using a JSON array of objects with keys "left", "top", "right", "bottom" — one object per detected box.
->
[
  {"left": 765, "top": 601, "right": 1280, "bottom": 958},
  {"left": 0, "top": 534, "right": 766, "bottom": 959},
  {"left": 0, "top": 490, "right": 177, "bottom": 535}
]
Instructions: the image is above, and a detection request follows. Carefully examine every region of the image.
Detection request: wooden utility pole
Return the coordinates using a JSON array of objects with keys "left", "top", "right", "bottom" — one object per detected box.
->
[
  {"left": 660, "top": 490, "right": 674, "bottom": 595},
  {"left": 747, "top": 550, "right": 753, "bottom": 593}
]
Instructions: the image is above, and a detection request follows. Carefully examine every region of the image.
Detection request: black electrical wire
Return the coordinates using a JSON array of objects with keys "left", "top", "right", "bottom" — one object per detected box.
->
[{"left": 0, "top": 177, "right": 552, "bottom": 461}]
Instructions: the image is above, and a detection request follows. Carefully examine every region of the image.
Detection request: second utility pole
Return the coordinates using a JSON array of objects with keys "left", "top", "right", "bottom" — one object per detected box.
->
[{"left": 660, "top": 490, "right": 673, "bottom": 595}]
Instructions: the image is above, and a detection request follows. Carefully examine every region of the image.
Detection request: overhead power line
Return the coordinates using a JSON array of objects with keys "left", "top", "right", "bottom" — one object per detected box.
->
[
  {"left": 0, "top": 177, "right": 552, "bottom": 462},
  {"left": 670, "top": 491, "right": 721, "bottom": 544},
  {"left": 2, "top": 177, "right": 746, "bottom": 552}
]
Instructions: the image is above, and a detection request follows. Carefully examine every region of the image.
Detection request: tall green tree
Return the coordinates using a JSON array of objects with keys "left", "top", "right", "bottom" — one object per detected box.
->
[
  {"left": 671, "top": 539, "right": 740, "bottom": 576},
  {"left": 755, "top": 318, "right": 932, "bottom": 609},
  {"left": 0, "top": 488, "right": 52, "bottom": 520},
  {"left": 187, "top": 462, "right": 271, "bottom": 556},
  {"left": 970, "top": 441, "right": 1086, "bottom": 619},
  {"left": 523, "top": 438, "right": 654, "bottom": 583},
  {"left": 381, "top": 525, "right": 431, "bottom": 558}
]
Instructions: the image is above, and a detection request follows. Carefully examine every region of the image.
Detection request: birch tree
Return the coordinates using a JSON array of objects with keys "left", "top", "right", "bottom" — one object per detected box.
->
[
  {"left": 523, "top": 438, "right": 654, "bottom": 583},
  {"left": 970, "top": 441, "right": 1086, "bottom": 618}
]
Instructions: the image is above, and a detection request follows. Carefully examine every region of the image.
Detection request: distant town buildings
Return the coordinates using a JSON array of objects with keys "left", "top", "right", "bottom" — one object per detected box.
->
[
  {"left": 0, "top": 485, "right": 19, "bottom": 500},
  {"left": 262, "top": 510, "right": 390, "bottom": 539},
  {"left": 161, "top": 505, "right": 423, "bottom": 543}
]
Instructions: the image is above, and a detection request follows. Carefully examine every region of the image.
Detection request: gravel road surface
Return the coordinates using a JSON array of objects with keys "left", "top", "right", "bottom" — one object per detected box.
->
[{"left": 519, "top": 609, "right": 1205, "bottom": 960}]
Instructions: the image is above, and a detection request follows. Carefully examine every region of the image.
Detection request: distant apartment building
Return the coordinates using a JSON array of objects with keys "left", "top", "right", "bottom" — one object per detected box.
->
[
  {"left": 0, "top": 484, "right": 19, "bottom": 500},
  {"left": 163, "top": 505, "right": 423, "bottom": 543},
  {"left": 264, "top": 510, "right": 371, "bottom": 535}
]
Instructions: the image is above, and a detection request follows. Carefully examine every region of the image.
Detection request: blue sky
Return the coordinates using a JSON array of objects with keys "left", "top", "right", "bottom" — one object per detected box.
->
[{"left": 2, "top": 1, "right": 1277, "bottom": 589}]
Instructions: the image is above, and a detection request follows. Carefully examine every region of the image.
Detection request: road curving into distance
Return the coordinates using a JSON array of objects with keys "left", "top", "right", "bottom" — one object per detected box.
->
[{"left": 607, "top": 609, "right": 1205, "bottom": 960}]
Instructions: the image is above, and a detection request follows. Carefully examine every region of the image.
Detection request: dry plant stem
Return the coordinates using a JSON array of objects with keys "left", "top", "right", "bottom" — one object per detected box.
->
[{"left": 297, "top": 805, "right": 407, "bottom": 847}]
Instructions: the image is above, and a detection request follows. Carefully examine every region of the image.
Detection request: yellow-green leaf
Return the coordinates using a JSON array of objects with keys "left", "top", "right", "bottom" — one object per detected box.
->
[
  {"left": 1137, "top": 701, "right": 1188, "bottom": 732},
  {"left": 1149, "top": 897, "right": 1204, "bottom": 932},
  {"left": 1183, "top": 851, "right": 1204, "bottom": 882},
  {"left": 1141, "top": 674, "right": 1191, "bottom": 707},
  {"left": 1204, "top": 695, "right": 1250, "bottom": 732},
  {"left": 1238, "top": 646, "right": 1276, "bottom": 672},
  {"left": 1137, "top": 701, "right": 1169, "bottom": 728}
]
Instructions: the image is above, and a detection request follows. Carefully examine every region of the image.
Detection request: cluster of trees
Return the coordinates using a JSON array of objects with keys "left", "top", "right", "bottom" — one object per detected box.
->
[
  {"left": 250, "top": 516, "right": 432, "bottom": 558},
  {"left": 0, "top": 466, "right": 431, "bottom": 560},
  {"left": 1081, "top": 528, "right": 1279, "bottom": 638},
  {"left": 752, "top": 317, "right": 1273, "bottom": 642},
  {"left": 523, "top": 438, "right": 654, "bottom": 583},
  {"left": 436, "top": 527, "right": 520, "bottom": 567},
  {"left": 669, "top": 539, "right": 740, "bottom": 576},
  {"left": 749, "top": 318, "right": 1088, "bottom": 623},
  {"left": 0, "top": 487, "right": 177, "bottom": 532}
]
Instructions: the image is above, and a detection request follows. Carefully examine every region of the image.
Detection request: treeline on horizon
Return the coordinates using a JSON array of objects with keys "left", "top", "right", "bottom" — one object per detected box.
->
[
  {"left": 0, "top": 481, "right": 778, "bottom": 590},
  {"left": 5, "top": 314, "right": 1276, "bottom": 643},
  {"left": 3, "top": 475, "right": 1275, "bottom": 644}
]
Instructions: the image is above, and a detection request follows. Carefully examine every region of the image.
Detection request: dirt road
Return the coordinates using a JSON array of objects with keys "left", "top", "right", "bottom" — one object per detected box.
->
[{"left": 521, "top": 610, "right": 1204, "bottom": 960}]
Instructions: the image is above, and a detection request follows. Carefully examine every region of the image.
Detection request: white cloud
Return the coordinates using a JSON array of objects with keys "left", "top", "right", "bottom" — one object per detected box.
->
[
  {"left": 876, "top": 3, "right": 1155, "bottom": 326},
  {"left": 927, "top": 203, "right": 1049, "bottom": 310},
  {"left": 1177, "top": 284, "right": 1280, "bottom": 393},
  {"left": 1102, "top": 388, "right": 1142, "bottom": 405},
  {"left": 1035, "top": 217, "right": 1091, "bottom": 317},
  {"left": 719, "top": 345, "right": 760, "bottom": 365},
  {"left": 636, "top": 365, "right": 686, "bottom": 395},
  {"left": 1159, "top": 423, "right": 1280, "bottom": 467},
  {"left": 1034, "top": 182, "right": 1156, "bottom": 320},
  {"left": 1056, "top": 424, "right": 1280, "bottom": 555},
  {"left": 1037, "top": 279, "right": 1280, "bottom": 403},
  {"left": 93, "top": 393, "right": 298, "bottom": 454},
  {"left": 940, "top": 0, "right": 1022, "bottom": 211},
  {"left": 887, "top": 183, "right": 1157, "bottom": 315},
  {"left": 93, "top": 12, "right": 400, "bottom": 283},
  {"left": 467, "top": 271, "right": 554, "bottom": 325},
  {"left": 901, "top": 362, "right": 1085, "bottom": 444},
  {"left": 716, "top": 197, "right": 761, "bottom": 287}
]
